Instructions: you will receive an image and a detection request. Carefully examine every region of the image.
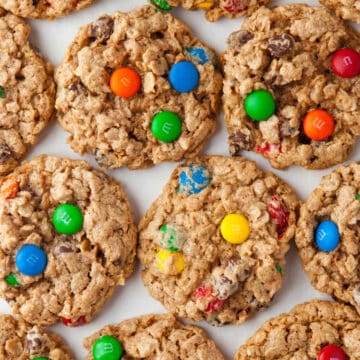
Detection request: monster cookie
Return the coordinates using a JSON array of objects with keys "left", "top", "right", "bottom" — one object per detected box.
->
[
  {"left": 296, "top": 162, "right": 360, "bottom": 316},
  {"left": 0, "top": 0, "right": 98, "bottom": 19},
  {"left": 0, "top": 314, "right": 73, "bottom": 359},
  {"left": 138, "top": 155, "right": 299, "bottom": 326},
  {"left": 149, "top": 0, "right": 272, "bottom": 22},
  {"left": 0, "top": 9, "right": 55, "bottom": 175},
  {"left": 234, "top": 300, "right": 360, "bottom": 359},
  {"left": 0, "top": 155, "right": 137, "bottom": 326},
  {"left": 222, "top": 4, "right": 360, "bottom": 169},
  {"left": 319, "top": 0, "right": 360, "bottom": 24},
  {"left": 83, "top": 313, "right": 225, "bottom": 359},
  {"left": 55, "top": 6, "right": 222, "bottom": 170}
]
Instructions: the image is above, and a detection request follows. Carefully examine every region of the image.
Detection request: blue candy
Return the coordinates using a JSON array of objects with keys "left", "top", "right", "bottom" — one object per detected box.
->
[
  {"left": 178, "top": 164, "right": 211, "bottom": 195},
  {"left": 315, "top": 220, "right": 340, "bottom": 252},
  {"left": 16, "top": 244, "right": 47, "bottom": 276},
  {"left": 186, "top": 47, "right": 216, "bottom": 66},
  {"left": 169, "top": 61, "right": 199, "bottom": 93}
]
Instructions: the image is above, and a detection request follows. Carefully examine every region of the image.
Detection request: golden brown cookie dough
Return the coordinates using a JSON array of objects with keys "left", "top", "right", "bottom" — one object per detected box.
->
[
  {"left": 319, "top": 0, "right": 360, "bottom": 24},
  {"left": 138, "top": 155, "right": 299, "bottom": 326},
  {"left": 296, "top": 162, "right": 360, "bottom": 316},
  {"left": 222, "top": 4, "right": 360, "bottom": 170},
  {"left": 0, "top": 9, "right": 55, "bottom": 175},
  {"left": 0, "top": 155, "right": 137, "bottom": 326},
  {"left": 84, "top": 313, "right": 225, "bottom": 360},
  {"left": 234, "top": 300, "right": 360, "bottom": 359}
]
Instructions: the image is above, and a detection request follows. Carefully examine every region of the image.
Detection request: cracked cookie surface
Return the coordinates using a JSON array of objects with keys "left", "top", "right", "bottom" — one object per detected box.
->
[
  {"left": 222, "top": 4, "right": 360, "bottom": 169},
  {"left": 0, "top": 155, "right": 137, "bottom": 326},
  {"left": 296, "top": 162, "right": 360, "bottom": 316},
  {"left": 319, "top": 0, "right": 360, "bottom": 24},
  {"left": 138, "top": 155, "right": 299, "bottom": 326},
  {"left": 55, "top": 5, "right": 222, "bottom": 170},
  {"left": 0, "top": 9, "right": 55, "bottom": 175}
]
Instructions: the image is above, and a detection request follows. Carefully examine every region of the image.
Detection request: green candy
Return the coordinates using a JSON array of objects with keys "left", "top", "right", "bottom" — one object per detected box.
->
[
  {"left": 151, "top": 111, "right": 182, "bottom": 143},
  {"left": 5, "top": 273, "right": 20, "bottom": 286},
  {"left": 160, "top": 224, "right": 185, "bottom": 252},
  {"left": 275, "top": 265, "right": 282, "bottom": 273},
  {"left": 52, "top": 204, "right": 83, "bottom": 235},
  {"left": 92, "top": 335, "right": 123, "bottom": 360},
  {"left": 244, "top": 89, "right": 276, "bottom": 121},
  {"left": 356, "top": 193, "right": 360, "bottom": 200},
  {"left": 148, "top": 0, "right": 173, "bottom": 12},
  {"left": 0, "top": 86, "right": 5, "bottom": 98},
  {"left": 31, "top": 357, "right": 49, "bottom": 360}
]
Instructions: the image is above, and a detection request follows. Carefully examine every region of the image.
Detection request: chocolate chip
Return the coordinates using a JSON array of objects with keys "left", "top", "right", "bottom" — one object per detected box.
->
[
  {"left": 58, "top": 245, "right": 74, "bottom": 253},
  {"left": 94, "top": 148, "right": 109, "bottom": 167},
  {"left": 229, "top": 131, "right": 253, "bottom": 151},
  {"left": 267, "top": 33, "right": 294, "bottom": 57},
  {"left": 26, "top": 331, "right": 42, "bottom": 352},
  {"left": 0, "top": 143, "right": 12, "bottom": 163},
  {"left": 32, "top": 0, "right": 40, "bottom": 5},
  {"left": 227, "top": 30, "right": 254, "bottom": 50},
  {"left": 68, "top": 82, "right": 83, "bottom": 93},
  {"left": 88, "top": 16, "right": 114, "bottom": 42}
]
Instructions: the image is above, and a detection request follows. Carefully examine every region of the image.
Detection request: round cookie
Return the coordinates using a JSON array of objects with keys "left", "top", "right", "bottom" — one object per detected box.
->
[
  {"left": 234, "top": 300, "right": 360, "bottom": 359},
  {"left": 0, "top": 0, "right": 98, "bottom": 19},
  {"left": 319, "top": 0, "right": 360, "bottom": 24},
  {"left": 296, "top": 162, "right": 360, "bottom": 316},
  {"left": 55, "top": 5, "right": 222, "bottom": 170},
  {"left": 0, "top": 155, "right": 137, "bottom": 326},
  {"left": 222, "top": 4, "right": 360, "bottom": 170},
  {"left": 0, "top": 9, "right": 55, "bottom": 175},
  {"left": 138, "top": 155, "right": 299, "bottom": 326},
  {"left": 0, "top": 314, "right": 73, "bottom": 359},
  {"left": 83, "top": 313, "right": 225, "bottom": 359}
]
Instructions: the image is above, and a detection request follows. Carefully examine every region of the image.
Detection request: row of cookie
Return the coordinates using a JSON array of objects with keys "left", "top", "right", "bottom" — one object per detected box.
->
[{"left": 1, "top": 4, "right": 359, "bottom": 176}]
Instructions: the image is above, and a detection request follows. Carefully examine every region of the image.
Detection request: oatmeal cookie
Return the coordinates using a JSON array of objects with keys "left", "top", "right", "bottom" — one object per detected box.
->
[
  {"left": 319, "top": 0, "right": 360, "bottom": 24},
  {"left": 55, "top": 5, "right": 222, "bottom": 170},
  {"left": 138, "top": 155, "right": 299, "bottom": 326},
  {"left": 0, "top": 9, "right": 55, "bottom": 175},
  {"left": 84, "top": 313, "right": 225, "bottom": 359},
  {"left": 296, "top": 162, "right": 360, "bottom": 316},
  {"left": 0, "top": 155, "right": 137, "bottom": 326},
  {"left": 222, "top": 4, "right": 360, "bottom": 169}
]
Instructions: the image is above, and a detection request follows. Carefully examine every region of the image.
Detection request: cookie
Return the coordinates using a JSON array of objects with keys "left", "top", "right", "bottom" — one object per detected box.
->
[
  {"left": 319, "top": 0, "right": 360, "bottom": 24},
  {"left": 149, "top": 0, "right": 272, "bottom": 22},
  {"left": 0, "top": 0, "right": 97, "bottom": 19},
  {"left": 138, "top": 155, "right": 299, "bottom": 326},
  {"left": 0, "top": 155, "right": 137, "bottom": 326},
  {"left": 83, "top": 313, "right": 225, "bottom": 359},
  {"left": 234, "top": 300, "right": 360, "bottom": 359},
  {"left": 0, "top": 9, "right": 55, "bottom": 175},
  {"left": 55, "top": 5, "right": 222, "bottom": 170},
  {"left": 222, "top": 4, "right": 360, "bottom": 170},
  {"left": 296, "top": 162, "right": 360, "bottom": 316},
  {"left": 0, "top": 314, "right": 73, "bottom": 359}
]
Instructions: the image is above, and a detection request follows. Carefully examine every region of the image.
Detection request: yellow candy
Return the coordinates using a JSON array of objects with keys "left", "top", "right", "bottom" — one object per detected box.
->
[
  {"left": 197, "top": 1, "right": 215, "bottom": 9},
  {"left": 220, "top": 214, "right": 250, "bottom": 244},
  {"left": 156, "top": 249, "right": 185, "bottom": 274}
]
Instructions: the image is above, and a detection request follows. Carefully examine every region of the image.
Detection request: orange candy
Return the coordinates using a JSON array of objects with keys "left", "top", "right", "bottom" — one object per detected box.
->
[
  {"left": 0, "top": 177, "right": 19, "bottom": 199},
  {"left": 110, "top": 67, "right": 141, "bottom": 98},
  {"left": 303, "top": 109, "right": 335, "bottom": 141}
]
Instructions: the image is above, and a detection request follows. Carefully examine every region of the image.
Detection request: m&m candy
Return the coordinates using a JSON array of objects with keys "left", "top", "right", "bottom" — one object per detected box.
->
[
  {"left": 52, "top": 204, "right": 84, "bottom": 235},
  {"left": 197, "top": 1, "right": 215, "bottom": 9},
  {"left": 151, "top": 111, "right": 182, "bottom": 142},
  {"left": 0, "top": 176, "right": 19, "bottom": 199},
  {"left": 32, "top": 358, "right": 49, "bottom": 360},
  {"left": 178, "top": 164, "right": 211, "bottom": 195},
  {"left": 331, "top": 48, "right": 360, "bottom": 78},
  {"left": 156, "top": 249, "right": 185, "bottom": 274},
  {"left": 222, "top": 0, "right": 246, "bottom": 13},
  {"left": 169, "top": 61, "right": 199, "bottom": 93},
  {"left": 244, "top": 89, "right": 276, "bottom": 121},
  {"left": 186, "top": 47, "right": 216, "bottom": 65},
  {"left": 16, "top": 244, "right": 47, "bottom": 276},
  {"left": 315, "top": 220, "right": 340, "bottom": 252},
  {"left": 5, "top": 273, "right": 20, "bottom": 286},
  {"left": 160, "top": 224, "right": 185, "bottom": 252},
  {"left": 303, "top": 109, "right": 335, "bottom": 141},
  {"left": 61, "top": 316, "right": 87, "bottom": 327},
  {"left": 148, "top": 0, "right": 173, "bottom": 12},
  {"left": 220, "top": 214, "right": 250, "bottom": 244},
  {"left": 318, "top": 344, "right": 347, "bottom": 360},
  {"left": 110, "top": 67, "right": 141, "bottom": 98},
  {"left": 92, "top": 335, "right": 123, "bottom": 360}
]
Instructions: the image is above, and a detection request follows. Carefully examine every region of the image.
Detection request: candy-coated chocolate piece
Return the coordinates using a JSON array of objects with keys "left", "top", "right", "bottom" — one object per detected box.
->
[
  {"left": 197, "top": 1, "right": 215, "bottom": 9},
  {"left": 0, "top": 177, "right": 19, "bottom": 199},
  {"left": 148, "top": 0, "right": 173, "bottom": 12},
  {"left": 92, "top": 335, "right": 123, "bottom": 360},
  {"left": 151, "top": 111, "right": 182, "bottom": 142},
  {"left": 221, "top": 0, "right": 247, "bottom": 13},
  {"left": 61, "top": 316, "right": 87, "bottom": 327},
  {"left": 220, "top": 214, "right": 250, "bottom": 244},
  {"left": 318, "top": 344, "right": 347, "bottom": 360},
  {"left": 169, "top": 61, "right": 199, "bottom": 93},
  {"left": 244, "top": 89, "right": 275, "bottom": 121},
  {"left": 186, "top": 47, "right": 216, "bottom": 65},
  {"left": 303, "top": 109, "right": 334, "bottom": 141},
  {"left": 156, "top": 249, "right": 185, "bottom": 274},
  {"left": 178, "top": 164, "right": 211, "bottom": 195},
  {"left": 5, "top": 273, "right": 20, "bottom": 286},
  {"left": 160, "top": 224, "right": 185, "bottom": 252},
  {"left": 16, "top": 244, "right": 47, "bottom": 276},
  {"left": 52, "top": 204, "right": 84, "bottom": 235},
  {"left": 267, "top": 196, "right": 289, "bottom": 238},
  {"left": 331, "top": 48, "right": 360, "bottom": 78},
  {"left": 315, "top": 220, "right": 340, "bottom": 252},
  {"left": 110, "top": 67, "right": 141, "bottom": 98}
]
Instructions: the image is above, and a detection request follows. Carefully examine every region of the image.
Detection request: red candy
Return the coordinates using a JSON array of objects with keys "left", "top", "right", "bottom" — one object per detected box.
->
[
  {"left": 193, "top": 286, "right": 225, "bottom": 313},
  {"left": 255, "top": 143, "right": 282, "bottom": 156},
  {"left": 205, "top": 298, "right": 226, "bottom": 313},
  {"left": 267, "top": 196, "right": 289, "bottom": 238},
  {"left": 318, "top": 345, "right": 347, "bottom": 360},
  {"left": 61, "top": 315, "right": 87, "bottom": 327},
  {"left": 331, "top": 48, "right": 360, "bottom": 78},
  {"left": 221, "top": 0, "right": 247, "bottom": 13}
]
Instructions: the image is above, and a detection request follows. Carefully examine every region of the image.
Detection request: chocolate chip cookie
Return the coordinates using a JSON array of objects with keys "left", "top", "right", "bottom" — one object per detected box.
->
[
  {"left": 84, "top": 313, "right": 225, "bottom": 359},
  {"left": 0, "top": 314, "right": 73, "bottom": 359},
  {"left": 0, "top": 9, "right": 55, "bottom": 175},
  {"left": 0, "top": 155, "right": 137, "bottom": 326},
  {"left": 138, "top": 155, "right": 299, "bottom": 326},
  {"left": 296, "top": 162, "right": 360, "bottom": 316},
  {"left": 222, "top": 4, "right": 360, "bottom": 169},
  {"left": 319, "top": 0, "right": 360, "bottom": 24},
  {"left": 234, "top": 300, "right": 360, "bottom": 359},
  {"left": 55, "top": 5, "right": 222, "bottom": 170}
]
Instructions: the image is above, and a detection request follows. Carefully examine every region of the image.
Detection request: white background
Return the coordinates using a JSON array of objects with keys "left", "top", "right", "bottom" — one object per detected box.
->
[{"left": 1, "top": 0, "right": 359, "bottom": 358}]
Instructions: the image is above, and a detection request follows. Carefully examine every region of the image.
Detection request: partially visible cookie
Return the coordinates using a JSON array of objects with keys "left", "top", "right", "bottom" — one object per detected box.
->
[
  {"left": 55, "top": 6, "right": 222, "bottom": 170},
  {"left": 138, "top": 155, "right": 299, "bottom": 326},
  {"left": 222, "top": 4, "right": 360, "bottom": 169},
  {"left": 0, "top": 155, "right": 137, "bottom": 326},
  {"left": 83, "top": 313, "right": 225, "bottom": 359},
  {"left": 234, "top": 300, "right": 360, "bottom": 359},
  {"left": 0, "top": 314, "right": 73, "bottom": 359},
  {"left": 0, "top": 0, "right": 98, "bottom": 19},
  {"left": 0, "top": 9, "right": 55, "bottom": 175},
  {"left": 296, "top": 162, "right": 360, "bottom": 316},
  {"left": 319, "top": 0, "right": 360, "bottom": 24}
]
